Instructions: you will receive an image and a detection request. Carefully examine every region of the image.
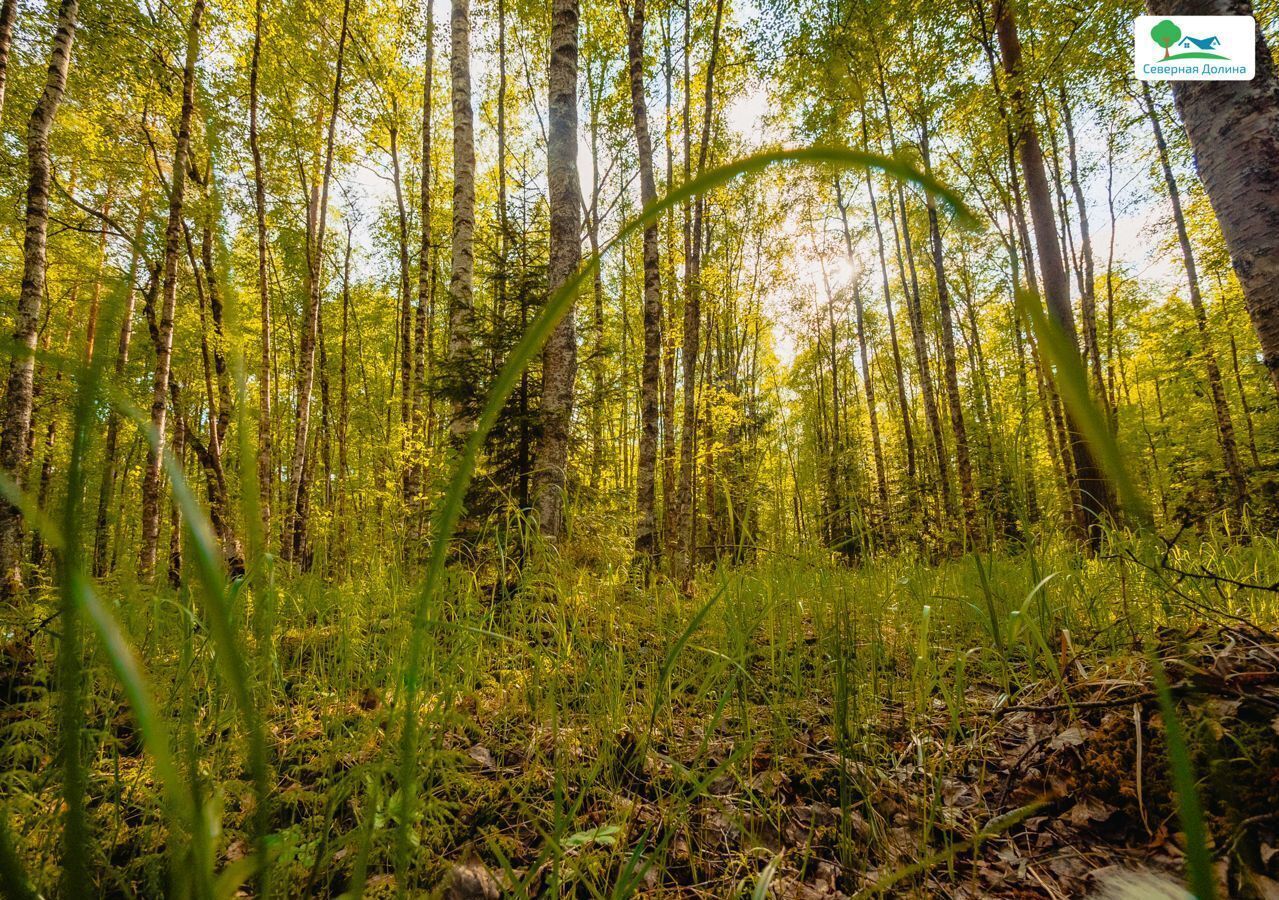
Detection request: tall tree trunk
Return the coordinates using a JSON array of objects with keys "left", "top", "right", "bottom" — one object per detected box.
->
[
  {"left": 283, "top": 0, "right": 349, "bottom": 563},
  {"left": 994, "top": 0, "right": 1109, "bottom": 548},
  {"left": 250, "top": 0, "right": 272, "bottom": 539},
  {"left": 1011, "top": 304, "right": 1040, "bottom": 523},
  {"left": 1105, "top": 128, "right": 1121, "bottom": 432},
  {"left": 1146, "top": 0, "right": 1279, "bottom": 403},
  {"left": 872, "top": 53, "right": 949, "bottom": 515},
  {"left": 1142, "top": 82, "right": 1248, "bottom": 508},
  {"left": 390, "top": 111, "right": 413, "bottom": 436},
  {"left": 167, "top": 385, "right": 185, "bottom": 589},
  {"left": 0, "top": 0, "right": 17, "bottom": 120},
  {"left": 533, "top": 0, "right": 583, "bottom": 540},
  {"left": 410, "top": 0, "right": 434, "bottom": 503},
  {"left": 621, "top": 0, "right": 663, "bottom": 565},
  {"left": 673, "top": 0, "right": 724, "bottom": 577},
  {"left": 1229, "top": 329, "right": 1260, "bottom": 466},
  {"left": 337, "top": 226, "right": 352, "bottom": 553},
  {"left": 920, "top": 123, "right": 978, "bottom": 545},
  {"left": 0, "top": 0, "right": 77, "bottom": 600},
  {"left": 30, "top": 313, "right": 70, "bottom": 573},
  {"left": 83, "top": 194, "right": 110, "bottom": 363},
  {"left": 860, "top": 106, "right": 916, "bottom": 485},
  {"left": 94, "top": 202, "right": 154, "bottom": 578},
  {"left": 447, "top": 0, "right": 478, "bottom": 442},
  {"left": 818, "top": 258, "right": 851, "bottom": 556},
  {"left": 836, "top": 181, "right": 889, "bottom": 518},
  {"left": 198, "top": 217, "right": 242, "bottom": 569},
  {"left": 1059, "top": 87, "right": 1106, "bottom": 409},
  {"left": 494, "top": 0, "right": 508, "bottom": 385},
  {"left": 887, "top": 178, "right": 949, "bottom": 515},
  {"left": 200, "top": 224, "right": 232, "bottom": 449},
  {"left": 138, "top": 0, "right": 201, "bottom": 580},
  {"left": 586, "top": 63, "right": 606, "bottom": 488},
  {"left": 659, "top": 9, "right": 676, "bottom": 553}
]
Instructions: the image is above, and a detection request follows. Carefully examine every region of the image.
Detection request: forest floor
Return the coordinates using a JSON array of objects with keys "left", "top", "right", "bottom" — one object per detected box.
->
[{"left": 3, "top": 535, "right": 1279, "bottom": 897}]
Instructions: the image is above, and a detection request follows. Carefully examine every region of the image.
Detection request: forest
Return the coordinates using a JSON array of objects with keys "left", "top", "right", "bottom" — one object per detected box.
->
[{"left": 1, "top": 0, "right": 1279, "bottom": 894}]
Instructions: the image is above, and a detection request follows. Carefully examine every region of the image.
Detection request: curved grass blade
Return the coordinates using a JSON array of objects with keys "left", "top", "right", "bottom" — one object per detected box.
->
[
  {"left": 1152, "top": 656, "right": 1216, "bottom": 899},
  {"left": 644, "top": 583, "right": 726, "bottom": 743},
  {"left": 121, "top": 397, "right": 273, "bottom": 887},
  {"left": 203, "top": 90, "right": 276, "bottom": 891},
  {"left": 391, "top": 144, "right": 972, "bottom": 885},
  {"left": 27, "top": 269, "right": 199, "bottom": 892},
  {"left": 161, "top": 441, "right": 273, "bottom": 881},
  {"left": 73, "top": 573, "right": 188, "bottom": 823},
  {"left": 751, "top": 853, "right": 783, "bottom": 900},
  {"left": 54, "top": 274, "right": 129, "bottom": 896},
  {"left": 1016, "top": 288, "right": 1151, "bottom": 527},
  {"left": 851, "top": 801, "right": 1044, "bottom": 898}
]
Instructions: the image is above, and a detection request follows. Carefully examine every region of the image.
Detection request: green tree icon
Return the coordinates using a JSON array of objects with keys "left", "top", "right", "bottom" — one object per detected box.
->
[{"left": 1152, "top": 19, "right": 1182, "bottom": 58}]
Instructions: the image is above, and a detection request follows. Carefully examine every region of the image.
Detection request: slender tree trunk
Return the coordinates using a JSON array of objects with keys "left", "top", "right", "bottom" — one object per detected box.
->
[
  {"left": 1105, "top": 129, "right": 1121, "bottom": 432},
  {"left": 921, "top": 124, "right": 978, "bottom": 545},
  {"left": 872, "top": 57, "right": 949, "bottom": 515},
  {"left": 659, "top": 9, "right": 676, "bottom": 553},
  {"left": 0, "top": 0, "right": 77, "bottom": 600},
  {"left": 337, "top": 226, "right": 352, "bottom": 552},
  {"left": 83, "top": 194, "right": 110, "bottom": 363},
  {"left": 0, "top": 0, "right": 17, "bottom": 121},
  {"left": 283, "top": 0, "right": 348, "bottom": 563},
  {"left": 494, "top": 0, "right": 508, "bottom": 385},
  {"left": 317, "top": 298, "right": 333, "bottom": 515},
  {"left": 532, "top": 0, "right": 583, "bottom": 540},
  {"left": 888, "top": 179, "right": 949, "bottom": 514},
  {"left": 861, "top": 108, "right": 916, "bottom": 484},
  {"left": 1143, "top": 82, "right": 1248, "bottom": 508},
  {"left": 1011, "top": 304, "right": 1040, "bottom": 523},
  {"left": 30, "top": 312, "right": 70, "bottom": 573},
  {"left": 621, "top": 0, "right": 663, "bottom": 565},
  {"left": 1146, "top": 0, "right": 1279, "bottom": 403},
  {"left": 199, "top": 219, "right": 242, "bottom": 569},
  {"left": 586, "top": 64, "right": 606, "bottom": 488},
  {"left": 94, "top": 202, "right": 153, "bottom": 578},
  {"left": 200, "top": 225, "right": 231, "bottom": 449},
  {"left": 1059, "top": 87, "right": 1106, "bottom": 411},
  {"left": 673, "top": 0, "right": 724, "bottom": 577},
  {"left": 819, "top": 259, "right": 851, "bottom": 556},
  {"left": 447, "top": 0, "right": 478, "bottom": 442},
  {"left": 250, "top": 0, "right": 272, "bottom": 538},
  {"left": 410, "top": 2, "right": 434, "bottom": 506},
  {"left": 836, "top": 182, "right": 889, "bottom": 517},
  {"left": 390, "top": 114, "right": 413, "bottom": 436},
  {"left": 1229, "top": 329, "right": 1260, "bottom": 466},
  {"left": 995, "top": 0, "right": 1109, "bottom": 548},
  {"left": 167, "top": 386, "right": 185, "bottom": 589},
  {"left": 137, "top": 0, "right": 201, "bottom": 580}
]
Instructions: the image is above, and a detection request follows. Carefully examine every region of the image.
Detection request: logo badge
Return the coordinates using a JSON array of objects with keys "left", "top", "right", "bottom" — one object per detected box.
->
[{"left": 1135, "top": 15, "right": 1255, "bottom": 80}]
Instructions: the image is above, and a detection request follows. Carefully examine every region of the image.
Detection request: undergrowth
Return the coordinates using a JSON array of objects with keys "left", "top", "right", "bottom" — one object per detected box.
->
[{"left": 2, "top": 527, "right": 1277, "bottom": 896}]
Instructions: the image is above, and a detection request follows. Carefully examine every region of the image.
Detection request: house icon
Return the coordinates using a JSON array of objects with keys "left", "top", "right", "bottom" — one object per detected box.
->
[{"left": 1178, "top": 34, "right": 1221, "bottom": 50}]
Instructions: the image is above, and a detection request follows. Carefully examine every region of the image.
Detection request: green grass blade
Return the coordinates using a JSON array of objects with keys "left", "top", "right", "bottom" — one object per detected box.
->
[
  {"left": 1016, "top": 288, "right": 1150, "bottom": 526},
  {"left": 852, "top": 801, "right": 1044, "bottom": 898},
  {"left": 751, "top": 853, "right": 782, "bottom": 900},
  {"left": 1152, "top": 657, "right": 1216, "bottom": 899},
  {"left": 121, "top": 396, "right": 273, "bottom": 885},
  {"left": 54, "top": 276, "right": 126, "bottom": 897}
]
